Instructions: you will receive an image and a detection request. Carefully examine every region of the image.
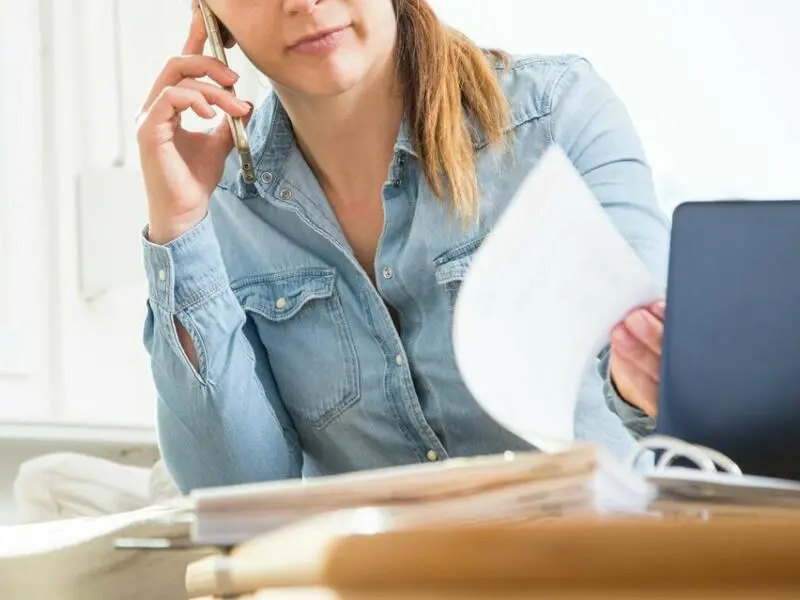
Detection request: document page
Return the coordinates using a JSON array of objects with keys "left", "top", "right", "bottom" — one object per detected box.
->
[{"left": 453, "top": 145, "right": 664, "bottom": 452}]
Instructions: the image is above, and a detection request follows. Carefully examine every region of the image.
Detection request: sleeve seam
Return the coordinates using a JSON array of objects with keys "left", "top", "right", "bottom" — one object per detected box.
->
[{"left": 546, "top": 57, "right": 596, "bottom": 146}]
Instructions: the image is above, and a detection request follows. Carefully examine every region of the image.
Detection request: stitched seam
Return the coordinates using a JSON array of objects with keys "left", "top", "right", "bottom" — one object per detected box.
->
[
  {"left": 230, "top": 268, "right": 335, "bottom": 292},
  {"left": 546, "top": 57, "right": 588, "bottom": 142},
  {"left": 433, "top": 233, "right": 488, "bottom": 266},
  {"left": 174, "top": 277, "right": 229, "bottom": 313},
  {"left": 304, "top": 289, "right": 361, "bottom": 430},
  {"left": 501, "top": 53, "right": 583, "bottom": 73}
]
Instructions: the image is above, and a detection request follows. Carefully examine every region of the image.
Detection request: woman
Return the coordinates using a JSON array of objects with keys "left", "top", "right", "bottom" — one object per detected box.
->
[{"left": 138, "top": 0, "right": 667, "bottom": 493}]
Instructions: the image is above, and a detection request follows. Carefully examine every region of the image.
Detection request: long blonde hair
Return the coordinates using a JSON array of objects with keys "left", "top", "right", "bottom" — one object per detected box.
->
[{"left": 394, "top": 0, "right": 511, "bottom": 220}]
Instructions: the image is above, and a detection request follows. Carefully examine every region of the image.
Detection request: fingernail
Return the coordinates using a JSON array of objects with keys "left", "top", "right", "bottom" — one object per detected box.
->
[
  {"left": 625, "top": 311, "right": 648, "bottom": 336},
  {"left": 653, "top": 301, "right": 666, "bottom": 317}
]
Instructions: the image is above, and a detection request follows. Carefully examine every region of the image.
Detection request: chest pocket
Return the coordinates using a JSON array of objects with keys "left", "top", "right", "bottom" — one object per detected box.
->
[
  {"left": 232, "top": 268, "right": 360, "bottom": 430},
  {"left": 433, "top": 235, "right": 486, "bottom": 310}
]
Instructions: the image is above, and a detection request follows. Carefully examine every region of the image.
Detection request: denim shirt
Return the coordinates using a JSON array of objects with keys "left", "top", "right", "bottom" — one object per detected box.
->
[{"left": 142, "top": 54, "right": 670, "bottom": 493}]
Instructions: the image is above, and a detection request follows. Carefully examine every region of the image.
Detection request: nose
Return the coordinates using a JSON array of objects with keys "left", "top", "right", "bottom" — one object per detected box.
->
[{"left": 282, "top": 0, "right": 321, "bottom": 15}]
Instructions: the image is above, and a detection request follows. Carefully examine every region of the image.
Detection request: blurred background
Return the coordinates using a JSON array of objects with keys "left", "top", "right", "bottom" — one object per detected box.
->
[{"left": 0, "top": 0, "right": 797, "bottom": 524}]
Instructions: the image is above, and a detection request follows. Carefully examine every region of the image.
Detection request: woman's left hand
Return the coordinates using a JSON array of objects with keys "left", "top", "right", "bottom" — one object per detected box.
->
[{"left": 609, "top": 300, "right": 665, "bottom": 417}]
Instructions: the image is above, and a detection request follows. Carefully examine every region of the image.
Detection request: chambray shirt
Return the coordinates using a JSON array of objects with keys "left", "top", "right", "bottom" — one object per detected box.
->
[{"left": 142, "top": 54, "right": 670, "bottom": 493}]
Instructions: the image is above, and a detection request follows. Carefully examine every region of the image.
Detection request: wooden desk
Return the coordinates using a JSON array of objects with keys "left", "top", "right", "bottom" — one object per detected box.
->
[
  {"left": 196, "top": 588, "right": 800, "bottom": 599},
  {"left": 187, "top": 515, "right": 800, "bottom": 599}
]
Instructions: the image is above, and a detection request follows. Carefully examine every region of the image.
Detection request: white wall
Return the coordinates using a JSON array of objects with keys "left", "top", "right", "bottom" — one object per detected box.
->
[
  {"left": 0, "top": 0, "right": 797, "bottom": 522},
  {"left": 0, "top": 0, "right": 265, "bottom": 432},
  {"left": 430, "top": 0, "right": 800, "bottom": 206}
]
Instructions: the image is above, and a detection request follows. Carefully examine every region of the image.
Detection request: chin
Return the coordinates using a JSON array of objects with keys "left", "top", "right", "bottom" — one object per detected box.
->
[{"left": 282, "top": 61, "right": 371, "bottom": 98}]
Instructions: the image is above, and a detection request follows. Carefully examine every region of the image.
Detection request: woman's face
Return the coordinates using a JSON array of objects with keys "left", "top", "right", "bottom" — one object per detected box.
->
[{"left": 208, "top": 0, "right": 398, "bottom": 98}]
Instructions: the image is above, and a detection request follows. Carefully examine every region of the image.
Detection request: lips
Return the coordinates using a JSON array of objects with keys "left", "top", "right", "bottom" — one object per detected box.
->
[{"left": 288, "top": 26, "right": 349, "bottom": 54}]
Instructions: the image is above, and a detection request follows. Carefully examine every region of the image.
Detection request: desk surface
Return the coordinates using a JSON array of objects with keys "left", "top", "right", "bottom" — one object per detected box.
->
[{"left": 186, "top": 516, "right": 800, "bottom": 599}]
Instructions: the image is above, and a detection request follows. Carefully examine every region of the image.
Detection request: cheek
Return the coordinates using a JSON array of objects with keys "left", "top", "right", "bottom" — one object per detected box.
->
[{"left": 236, "top": 26, "right": 285, "bottom": 75}]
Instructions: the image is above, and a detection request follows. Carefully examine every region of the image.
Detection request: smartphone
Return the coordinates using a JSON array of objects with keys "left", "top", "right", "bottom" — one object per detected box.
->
[{"left": 197, "top": 0, "right": 256, "bottom": 183}]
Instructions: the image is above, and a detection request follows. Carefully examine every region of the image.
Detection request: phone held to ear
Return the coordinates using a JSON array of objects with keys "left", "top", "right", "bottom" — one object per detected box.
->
[{"left": 197, "top": 0, "right": 256, "bottom": 183}]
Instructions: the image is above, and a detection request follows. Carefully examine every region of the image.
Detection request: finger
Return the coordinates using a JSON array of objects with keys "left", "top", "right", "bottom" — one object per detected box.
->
[
  {"left": 142, "top": 56, "right": 239, "bottom": 112},
  {"left": 613, "top": 352, "right": 659, "bottom": 417},
  {"left": 176, "top": 79, "right": 251, "bottom": 118},
  {"left": 611, "top": 325, "right": 661, "bottom": 380},
  {"left": 242, "top": 102, "right": 255, "bottom": 129},
  {"left": 649, "top": 300, "right": 666, "bottom": 320},
  {"left": 623, "top": 309, "right": 663, "bottom": 355},
  {"left": 183, "top": 6, "right": 208, "bottom": 56},
  {"left": 141, "top": 86, "right": 216, "bottom": 134}
]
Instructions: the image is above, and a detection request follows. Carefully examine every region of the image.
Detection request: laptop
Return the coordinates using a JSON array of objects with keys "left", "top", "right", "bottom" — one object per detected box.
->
[{"left": 657, "top": 200, "right": 800, "bottom": 481}]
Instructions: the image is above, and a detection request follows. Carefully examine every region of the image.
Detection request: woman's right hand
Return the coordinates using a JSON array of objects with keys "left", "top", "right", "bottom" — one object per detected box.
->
[{"left": 137, "top": 8, "right": 252, "bottom": 245}]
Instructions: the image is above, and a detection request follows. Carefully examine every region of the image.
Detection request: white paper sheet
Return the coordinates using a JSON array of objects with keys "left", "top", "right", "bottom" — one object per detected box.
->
[{"left": 453, "top": 145, "right": 664, "bottom": 452}]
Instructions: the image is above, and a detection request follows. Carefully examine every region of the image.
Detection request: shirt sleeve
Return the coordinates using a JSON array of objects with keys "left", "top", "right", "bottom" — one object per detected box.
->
[
  {"left": 549, "top": 56, "right": 669, "bottom": 437},
  {"left": 141, "top": 211, "right": 303, "bottom": 492}
]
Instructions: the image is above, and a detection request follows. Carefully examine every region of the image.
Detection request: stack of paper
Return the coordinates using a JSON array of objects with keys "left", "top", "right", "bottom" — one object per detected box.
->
[{"left": 189, "top": 444, "right": 652, "bottom": 545}]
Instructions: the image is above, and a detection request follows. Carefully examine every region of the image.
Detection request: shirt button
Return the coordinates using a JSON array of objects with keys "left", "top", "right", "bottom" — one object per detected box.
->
[
  {"left": 260, "top": 172, "right": 274, "bottom": 184},
  {"left": 395, "top": 354, "right": 403, "bottom": 366},
  {"left": 382, "top": 266, "right": 394, "bottom": 280},
  {"left": 426, "top": 450, "right": 439, "bottom": 462},
  {"left": 279, "top": 188, "right": 293, "bottom": 201},
  {"left": 158, "top": 269, "right": 166, "bottom": 282},
  {"left": 275, "top": 297, "right": 288, "bottom": 310}
]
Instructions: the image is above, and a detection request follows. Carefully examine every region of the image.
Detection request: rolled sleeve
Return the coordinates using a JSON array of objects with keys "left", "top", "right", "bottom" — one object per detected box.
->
[
  {"left": 142, "top": 213, "right": 229, "bottom": 314},
  {"left": 598, "top": 345, "right": 655, "bottom": 439}
]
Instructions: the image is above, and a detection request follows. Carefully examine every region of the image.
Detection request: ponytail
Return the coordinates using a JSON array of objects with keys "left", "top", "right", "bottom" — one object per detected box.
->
[{"left": 393, "top": 0, "right": 511, "bottom": 221}]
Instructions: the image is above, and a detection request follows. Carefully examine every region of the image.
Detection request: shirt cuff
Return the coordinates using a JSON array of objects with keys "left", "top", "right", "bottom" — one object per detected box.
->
[
  {"left": 142, "top": 213, "right": 229, "bottom": 313},
  {"left": 598, "top": 345, "right": 656, "bottom": 439}
]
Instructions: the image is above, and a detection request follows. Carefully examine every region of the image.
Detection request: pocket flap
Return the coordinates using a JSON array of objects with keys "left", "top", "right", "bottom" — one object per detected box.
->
[
  {"left": 233, "top": 268, "right": 336, "bottom": 322},
  {"left": 433, "top": 235, "right": 487, "bottom": 285},
  {"left": 434, "top": 254, "right": 476, "bottom": 285}
]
